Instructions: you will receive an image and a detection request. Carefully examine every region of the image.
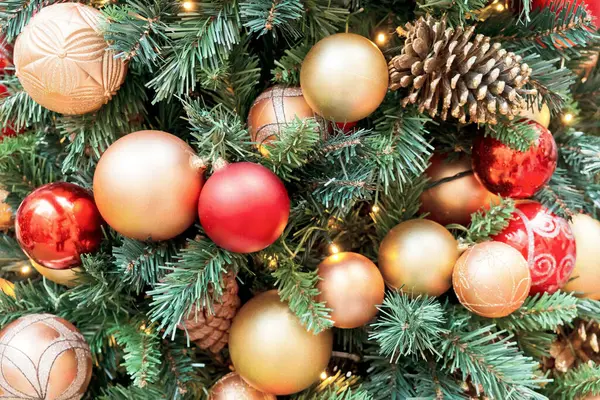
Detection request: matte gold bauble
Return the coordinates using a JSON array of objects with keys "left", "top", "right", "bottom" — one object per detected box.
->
[
  {"left": 93, "top": 130, "right": 204, "bottom": 241},
  {"left": 300, "top": 33, "right": 388, "bottom": 122},
  {"left": 13, "top": 3, "right": 127, "bottom": 115},
  {"left": 420, "top": 153, "right": 498, "bottom": 226},
  {"left": 317, "top": 252, "right": 385, "bottom": 328},
  {"left": 378, "top": 219, "right": 459, "bottom": 296},
  {"left": 31, "top": 260, "right": 81, "bottom": 287},
  {"left": 519, "top": 102, "right": 551, "bottom": 128},
  {"left": 453, "top": 242, "right": 531, "bottom": 318},
  {"left": 563, "top": 214, "right": 600, "bottom": 299},
  {"left": 208, "top": 373, "right": 276, "bottom": 400},
  {"left": 0, "top": 313, "right": 92, "bottom": 399},
  {"left": 0, "top": 278, "right": 14, "bottom": 297},
  {"left": 248, "top": 86, "right": 316, "bottom": 155},
  {"left": 229, "top": 290, "right": 333, "bottom": 395}
]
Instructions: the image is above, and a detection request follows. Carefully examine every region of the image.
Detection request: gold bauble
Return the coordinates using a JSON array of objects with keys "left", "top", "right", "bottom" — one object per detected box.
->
[
  {"left": 0, "top": 278, "right": 14, "bottom": 297},
  {"left": 93, "top": 130, "right": 204, "bottom": 241},
  {"left": 453, "top": 242, "right": 531, "bottom": 318},
  {"left": 208, "top": 373, "right": 276, "bottom": 400},
  {"left": 316, "top": 252, "right": 385, "bottom": 328},
  {"left": 378, "top": 219, "right": 459, "bottom": 296},
  {"left": 0, "top": 313, "right": 92, "bottom": 399},
  {"left": 300, "top": 33, "right": 388, "bottom": 122},
  {"left": 518, "top": 102, "right": 551, "bottom": 128},
  {"left": 420, "top": 153, "right": 498, "bottom": 226},
  {"left": 0, "top": 189, "right": 12, "bottom": 231},
  {"left": 563, "top": 214, "right": 600, "bottom": 299},
  {"left": 247, "top": 86, "right": 316, "bottom": 155},
  {"left": 229, "top": 290, "right": 333, "bottom": 395},
  {"left": 31, "top": 260, "right": 81, "bottom": 287},
  {"left": 13, "top": 3, "right": 127, "bottom": 115}
]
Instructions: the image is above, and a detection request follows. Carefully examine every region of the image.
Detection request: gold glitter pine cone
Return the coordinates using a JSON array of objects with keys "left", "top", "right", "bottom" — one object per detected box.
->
[
  {"left": 178, "top": 271, "right": 240, "bottom": 353},
  {"left": 388, "top": 16, "right": 536, "bottom": 124}
]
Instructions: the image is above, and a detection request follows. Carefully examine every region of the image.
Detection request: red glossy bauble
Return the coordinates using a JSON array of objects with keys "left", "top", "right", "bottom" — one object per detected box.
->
[
  {"left": 198, "top": 162, "right": 290, "bottom": 253},
  {"left": 472, "top": 122, "right": 557, "bottom": 198},
  {"left": 0, "top": 84, "right": 17, "bottom": 138},
  {"left": 492, "top": 201, "right": 576, "bottom": 294},
  {"left": 531, "top": 0, "right": 600, "bottom": 28},
  {"left": 15, "top": 182, "right": 103, "bottom": 270},
  {"left": 334, "top": 121, "right": 358, "bottom": 133},
  {"left": 0, "top": 37, "right": 13, "bottom": 74}
]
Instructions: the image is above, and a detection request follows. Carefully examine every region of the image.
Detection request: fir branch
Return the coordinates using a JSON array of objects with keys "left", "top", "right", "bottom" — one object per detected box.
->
[
  {"left": 577, "top": 298, "right": 600, "bottom": 322},
  {"left": 495, "top": 291, "right": 579, "bottom": 332},
  {"left": 272, "top": 43, "right": 311, "bottom": 85},
  {"left": 98, "top": 384, "right": 166, "bottom": 400},
  {"left": 272, "top": 258, "right": 333, "bottom": 334},
  {"left": 0, "top": 90, "right": 54, "bottom": 131},
  {"left": 548, "top": 362, "right": 600, "bottom": 400},
  {"left": 483, "top": 119, "right": 539, "bottom": 152},
  {"left": 0, "top": 0, "right": 62, "bottom": 41},
  {"left": 0, "top": 280, "right": 63, "bottom": 326},
  {"left": 416, "top": 0, "right": 487, "bottom": 27},
  {"left": 160, "top": 338, "right": 210, "bottom": 399},
  {"left": 241, "top": 0, "right": 303, "bottom": 38},
  {"left": 465, "top": 197, "right": 515, "bottom": 243},
  {"left": 524, "top": 54, "right": 576, "bottom": 113},
  {"left": 370, "top": 292, "right": 447, "bottom": 362},
  {"left": 411, "top": 362, "right": 469, "bottom": 399},
  {"left": 558, "top": 131, "right": 600, "bottom": 179},
  {"left": 534, "top": 167, "right": 586, "bottom": 218},
  {"left": 302, "top": 0, "right": 348, "bottom": 40},
  {"left": 361, "top": 354, "right": 417, "bottom": 400},
  {"left": 0, "top": 234, "right": 26, "bottom": 265},
  {"left": 292, "top": 386, "right": 373, "bottom": 400},
  {"left": 516, "top": 330, "right": 555, "bottom": 359}
]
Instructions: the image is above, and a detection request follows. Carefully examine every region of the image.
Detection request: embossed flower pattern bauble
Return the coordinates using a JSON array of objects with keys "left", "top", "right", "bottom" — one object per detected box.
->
[
  {"left": 492, "top": 201, "right": 577, "bottom": 294},
  {"left": 0, "top": 314, "right": 92, "bottom": 399},
  {"left": 13, "top": 3, "right": 127, "bottom": 115}
]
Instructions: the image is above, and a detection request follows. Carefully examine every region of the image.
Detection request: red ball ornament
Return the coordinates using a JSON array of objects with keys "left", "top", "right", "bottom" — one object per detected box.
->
[
  {"left": 15, "top": 182, "right": 103, "bottom": 270},
  {"left": 334, "top": 121, "right": 358, "bottom": 133},
  {"left": 198, "top": 162, "right": 290, "bottom": 253},
  {"left": 472, "top": 122, "right": 557, "bottom": 198},
  {"left": 531, "top": 0, "right": 600, "bottom": 28},
  {"left": 0, "top": 84, "right": 17, "bottom": 138},
  {"left": 0, "top": 37, "right": 13, "bottom": 75},
  {"left": 492, "top": 201, "right": 576, "bottom": 294}
]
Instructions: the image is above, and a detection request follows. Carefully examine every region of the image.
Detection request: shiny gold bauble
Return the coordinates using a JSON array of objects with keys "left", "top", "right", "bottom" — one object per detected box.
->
[
  {"left": 247, "top": 86, "right": 316, "bottom": 155},
  {"left": 0, "top": 278, "right": 14, "bottom": 297},
  {"left": 300, "top": 33, "right": 388, "bottom": 122},
  {"left": 316, "top": 252, "right": 385, "bottom": 328},
  {"left": 420, "top": 153, "right": 498, "bottom": 226},
  {"left": 31, "top": 260, "right": 81, "bottom": 287},
  {"left": 0, "top": 313, "right": 92, "bottom": 399},
  {"left": 0, "top": 189, "right": 12, "bottom": 231},
  {"left": 208, "top": 373, "right": 276, "bottom": 400},
  {"left": 378, "top": 219, "right": 459, "bottom": 296},
  {"left": 14, "top": 3, "right": 127, "bottom": 115},
  {"left": 229, "top": 290, "right": 333, "bottom": 395},
  {"left": 453, "top": 242, "right": 531, "bottom": 318},
  {"left": 563, "top": 214, "right": 600, "bottom": 299},
  {"left": 519, "top": 102, "right": 551, "bottom": 128},
  {"left": 93, "top": 130, "right": 204, "bottom": 241}
]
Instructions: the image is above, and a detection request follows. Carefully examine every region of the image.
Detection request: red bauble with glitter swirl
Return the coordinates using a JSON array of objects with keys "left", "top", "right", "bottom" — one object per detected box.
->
[
  {"left": 15, "top": 182, "right": 104, "bottom": 270},
  {"left": 472, "top": 122, "right": 557, "bottom": 199},
  {"left": 492, "top": 201, "right": 576, "bottom": 294}
]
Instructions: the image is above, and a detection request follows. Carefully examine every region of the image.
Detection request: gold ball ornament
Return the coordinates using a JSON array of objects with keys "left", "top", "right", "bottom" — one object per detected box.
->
[
  {"left": 300, "top": 33, "right": 388, "bottom": 122},
  {"left": 378, "top": 219, "right": 459, "bottom": 296},
  {"left": 563, "top": 214, "right": 600, "bottom": 299},
  {"left": 0, "top": 313, "right": 92, "bottom": 399},
  {"left": 93, "top": 130, "right": 205, "bottom": 241},
  {"left": 452, "top": 242, "right": 531, "bottom": 318},
  {"left": 248, "top": 86, "right": 316, "bottom": 155},
  {"left": 13, "top": 3, "right": 127, "bottom": 115},
  {"left": 0, "top": 278, "right": 14, "bottom": 297},
  {"left": 519, "top": 102, "right": 551, "bottom": 128},
  {"left": 317, "top": 252, "right": 385, "bottom": 328},
  {"left": 208, "top": 373, "right": 276, "bottom": 400},
  {"left": 30, "top": 260, "right": 81, "bottom": 287},
  {"left": 229, "top": 290, "right": 333, "bottom": 395}
]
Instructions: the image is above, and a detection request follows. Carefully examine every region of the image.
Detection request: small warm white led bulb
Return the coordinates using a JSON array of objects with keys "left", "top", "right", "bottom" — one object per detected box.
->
[
  {"left": 329, "top": 243, "right": 340, "bottom": 254},
  {"left": 563, "top": 113, "right": 574, "bottom": 124},
  {"left": 182, "top": 1, "right": 194, "bottom": 11},
  {"left": 376, "top": 32, "right": 387, "bottom": 45},
  {"left": 21, "top": 265, "right": 31, "bottom": 274},
  {"left": 320, "top": 371, "right": 328, "bottom": 380}
]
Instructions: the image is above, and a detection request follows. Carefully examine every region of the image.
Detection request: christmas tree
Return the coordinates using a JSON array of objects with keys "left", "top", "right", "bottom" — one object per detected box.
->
[{"left": 0, "top": 0, "right": 599, "bottom": 398}]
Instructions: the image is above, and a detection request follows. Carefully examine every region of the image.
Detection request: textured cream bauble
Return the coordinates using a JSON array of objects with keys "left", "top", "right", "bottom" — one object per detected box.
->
[
  {"left": 300, "top": 33, "right": 388, "bottom": 122},
  {"left": 14, "top": 3, "right": 127, "bottom": 115},
  {"left": 229, "top": 290, "right": 333, "bottom": 396},
  {"left": 563, "top": 214, "right": 600, "bottom": 299}
]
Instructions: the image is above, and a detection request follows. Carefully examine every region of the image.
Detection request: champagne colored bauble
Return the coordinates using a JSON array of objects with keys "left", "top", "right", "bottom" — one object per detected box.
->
[
  {"left": 472, "top": 121, "right": 557, "bottom": 198},
  {"left": 94, "top": 130, "right": 204, "bottom": 241},
  {"left": 31, "top": 260, "right": 81, "bottom": 288},
  {"left": 248, "top": 86, "right": 316, "bottom": 155},
  {"left": 378, "top": 219, "right": 459, "bottom": 296},
  {"left": 13, "top": 3, "right": 127, "bottom": 115},
  {"left": 15, "top": 182, "right": 103, "bottom": 270},
  {"left": 453, "top": 242, "right": 531, "bottom": 318},
  {"left": 229, "top": 290, "right": 333, "bottom": 395},
  {"left": 198, "top": 162, "right": 290, "bottom": 253},
  {"left": 420, "top": 153, "right": 498, "bottom": 226},
  {"left": 0, "top": 278, "right": 14, "bottom": 298},
  {"left": 519, "top": 102, "right": 551, "bottom": 128},
  {"left": 208, "top": 373, "right": 276, "bottom": 400},
  {"left": 0, "top": 313, "right": 92, "bottom": 399},
  {"left": 316, "top": 252, "right": 385, "bottom": 328},
  {"left": 300, "top": 33, "right": 388, "bottom": 122},
  {"left": 492, "top": 202, "right": 576, "bottom": 294},
  {"left": 563, "top": 214, "right": 600, "bottom": 299}
]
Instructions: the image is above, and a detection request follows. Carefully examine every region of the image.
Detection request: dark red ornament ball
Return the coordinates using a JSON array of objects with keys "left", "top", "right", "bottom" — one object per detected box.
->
[
  {"left": 472, "top": 121, "right": 557, "bottom": 199},
  {"left": 0, "top": 38, "right": 12, "bottom": 75},
  {"left": 198, "top": 162, "right": 290, "bottom": 253},
  {"left": 15, "top": 182, "right": 103, "bottom": 270},
  {"left": 334, "top": 121, "right": 357, "bottom": 133},
  {"left": 492, "top": 201, "right": 576, "bottom": 294},
  {"left": 531, "top": 0, "right": 600, "bottom": 28}
]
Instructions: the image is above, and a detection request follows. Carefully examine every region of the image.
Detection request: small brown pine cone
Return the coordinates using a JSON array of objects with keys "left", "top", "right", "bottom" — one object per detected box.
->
[{"left": 178, "top": 271, "right": 240, "bottom": 353}]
